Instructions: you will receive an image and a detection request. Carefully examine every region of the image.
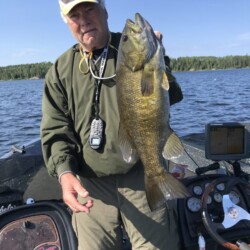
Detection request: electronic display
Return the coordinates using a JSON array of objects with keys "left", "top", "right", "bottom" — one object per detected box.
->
[{"left": 205, "top": 123, "right": 249, "bottom": 160}]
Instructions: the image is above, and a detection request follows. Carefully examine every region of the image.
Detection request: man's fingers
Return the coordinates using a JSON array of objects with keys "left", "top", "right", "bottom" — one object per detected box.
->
[
  {"left": 72, "top": 199, "right": 94, "bottom": 213},
  {"left": 60, "top": 173, "right": 94, "bottom": 213},
  {"left": 64, "top": 192, "right": 94, "bottom": 213},
  {"left": 75, "top": 187, "right": 89, "bottom": 198},
  {"left": 154, "top": 30, "right": 166, "bottom": 55},
  {"left": 154, "top": 31, "right": 163, "bottom": 41}
]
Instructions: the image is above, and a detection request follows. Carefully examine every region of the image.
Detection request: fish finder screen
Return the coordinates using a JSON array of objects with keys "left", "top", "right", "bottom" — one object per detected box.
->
[{"left": 205, "top": 123, "right": 247, "bottom": 160}]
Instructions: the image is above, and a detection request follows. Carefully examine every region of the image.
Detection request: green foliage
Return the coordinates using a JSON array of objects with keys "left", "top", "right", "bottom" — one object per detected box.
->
[
  {"left": 1, "top": 55, "right": 250, "bottom": 80},
  {"left": 170, "top": 55, "right": 250, "bottom": 72},
  {"left": 0, "top": 62, "right": 52, "bottom": 81}
]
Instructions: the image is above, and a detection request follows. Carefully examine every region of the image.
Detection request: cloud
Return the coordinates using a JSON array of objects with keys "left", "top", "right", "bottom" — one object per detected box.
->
[
  {"left": 226, "top": 32, "right": 250, "bottom": 51},
  {"left": 227, "top": 43, "right": 241, "bottom": 48},
  {"left": 238, "top": 32, "right": 250, "bottom": 41},
  {"left": 12, "top": 48, "right": 41, "bottom": 58}
]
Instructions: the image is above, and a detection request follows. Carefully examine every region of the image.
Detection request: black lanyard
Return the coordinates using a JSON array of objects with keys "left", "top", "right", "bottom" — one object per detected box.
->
[{"left": 92, "top": 47, "right": 108, "bottom": 118}]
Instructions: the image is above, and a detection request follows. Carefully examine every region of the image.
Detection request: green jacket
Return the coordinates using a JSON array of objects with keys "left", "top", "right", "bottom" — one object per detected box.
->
[{"left": 40, "top": 32, "right": 183, "bottom": 179}]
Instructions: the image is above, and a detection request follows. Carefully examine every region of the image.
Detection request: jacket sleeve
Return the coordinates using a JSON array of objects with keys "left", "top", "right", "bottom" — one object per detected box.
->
[
  {"left": 164, "top": 55, "right": 183, "bottom": 105},
  {"left": 40, "top": 64, "right": 80, "bottom": 178}
]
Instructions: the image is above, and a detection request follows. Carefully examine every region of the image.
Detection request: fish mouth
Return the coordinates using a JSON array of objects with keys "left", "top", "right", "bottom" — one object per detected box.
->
[
  {"left": 126, "top": 13, "right": 155, "bottom": 38},
  {"left": 134, "top": 13, "right": 144, "bottom": 26},
  {"left": 126, "top": 13, "right": 144, "bottom": 33}
]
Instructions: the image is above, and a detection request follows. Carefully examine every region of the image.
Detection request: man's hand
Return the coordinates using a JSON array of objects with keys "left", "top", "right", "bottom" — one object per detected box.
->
[
  {"left": 60, "top": 172, "right": 93, "bottom": 213},
  {"left": 154, "top": 31, "right": 166, "bottom": 55},
  {"left": 154, "top": 31, "right": 163, "bottom": 42}
]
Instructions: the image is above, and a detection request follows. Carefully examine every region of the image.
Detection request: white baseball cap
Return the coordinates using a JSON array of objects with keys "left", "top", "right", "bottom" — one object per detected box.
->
[{"left": 59, "top": 0, "right": 100, "bottom": 15}]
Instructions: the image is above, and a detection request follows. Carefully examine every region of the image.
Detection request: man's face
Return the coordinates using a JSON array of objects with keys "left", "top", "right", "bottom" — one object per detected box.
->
[{"left": 65, "top": 3, "right": 109, "bottom": 52}]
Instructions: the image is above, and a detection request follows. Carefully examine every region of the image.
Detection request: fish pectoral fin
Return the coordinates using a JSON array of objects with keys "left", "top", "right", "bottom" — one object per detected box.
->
[
  {"left": 118, "top": 123, "right": 138, "bottom": 164},
  {"left": 141, "top": 67, "right": 169, "bottom": 96},
  {"left": 141, "top": 65, "right": 154, "bottom": 96},
  {"left": 145, "top": 171, "right": 190, "bottom": 211},
  {"left": 162, "top": 130, "right": 184, "bottom": 160},
  {"left": 161, "top": 70, "right": 169, "bottom": 91},
  {"left": 163, "top": 131, "right": 195, "bottom": 166}
]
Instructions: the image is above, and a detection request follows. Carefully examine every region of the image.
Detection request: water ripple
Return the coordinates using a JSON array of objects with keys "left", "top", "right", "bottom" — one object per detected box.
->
[{"left": 0, "top": 69, "right": 250, "bottom": 155}]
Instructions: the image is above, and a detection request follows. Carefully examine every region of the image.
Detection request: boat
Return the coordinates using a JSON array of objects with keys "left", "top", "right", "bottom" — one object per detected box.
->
[{"left": 0, "top": 122, "right": 250, "bottom": 250}]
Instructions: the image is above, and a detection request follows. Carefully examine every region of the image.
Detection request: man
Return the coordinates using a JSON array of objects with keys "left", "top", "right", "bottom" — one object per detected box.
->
[{"left": 41, "top": 0, "right": 183, "bottom": 249}]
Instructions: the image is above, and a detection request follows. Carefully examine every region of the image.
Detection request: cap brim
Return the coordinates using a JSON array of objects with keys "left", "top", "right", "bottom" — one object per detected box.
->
[{"left": 59, "top": 0, "right": 99, "bottom": 15}]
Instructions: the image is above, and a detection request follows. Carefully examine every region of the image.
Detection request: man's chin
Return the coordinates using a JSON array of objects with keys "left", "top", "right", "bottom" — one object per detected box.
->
[{"left": 81, "top": 36, "right": 98, "bottom": 51}]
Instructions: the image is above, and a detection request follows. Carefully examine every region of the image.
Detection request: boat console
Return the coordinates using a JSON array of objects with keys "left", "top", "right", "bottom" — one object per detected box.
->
[{"left": 178, "top": 123, "right": 250, "bottom": 249}]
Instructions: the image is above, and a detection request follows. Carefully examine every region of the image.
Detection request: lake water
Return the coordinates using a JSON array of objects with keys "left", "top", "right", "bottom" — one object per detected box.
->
[
  {"left": 170, "top": 68, "right": 250, "bottom": 136},
  {"left": 0, "top": 68, "right": 249, "bottom": 156}
]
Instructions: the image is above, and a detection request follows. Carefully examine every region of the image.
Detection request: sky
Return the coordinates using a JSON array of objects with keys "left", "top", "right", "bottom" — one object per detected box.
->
[{"left": 1, "top": 0, "right": 250, "bottom": 66}]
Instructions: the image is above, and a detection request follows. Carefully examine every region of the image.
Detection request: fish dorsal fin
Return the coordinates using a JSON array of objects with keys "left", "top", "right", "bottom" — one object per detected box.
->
[
  {"left": 162, "top": 129, "right": 184, "bottom": 160},
  {"left": 141, "top": 64, "right": 154, "bottom": 96},
  {"left": 118, "top": 122, "right": 138, "bottom": 164}
]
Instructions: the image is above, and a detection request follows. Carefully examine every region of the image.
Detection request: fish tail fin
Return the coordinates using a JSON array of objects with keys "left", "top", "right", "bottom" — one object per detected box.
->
[{"left": 145, "top": 171, "right": 190, "bottom": 211}]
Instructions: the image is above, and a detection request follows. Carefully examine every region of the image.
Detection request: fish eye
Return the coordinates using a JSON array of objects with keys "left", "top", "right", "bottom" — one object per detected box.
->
[{"left": 122, "top": 35, "right": 128, "bottom": 42}]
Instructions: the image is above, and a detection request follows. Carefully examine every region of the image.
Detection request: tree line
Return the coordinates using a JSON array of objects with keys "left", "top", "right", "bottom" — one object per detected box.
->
[
  {"left": 0, "top": 62, "right": 52, "bottom": 81},
  {"left": 171, "top": 55, "right": 250, "bottom": 72},
  {"left": 0, "top": 55, "right": 250, "bottom": 80}
]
